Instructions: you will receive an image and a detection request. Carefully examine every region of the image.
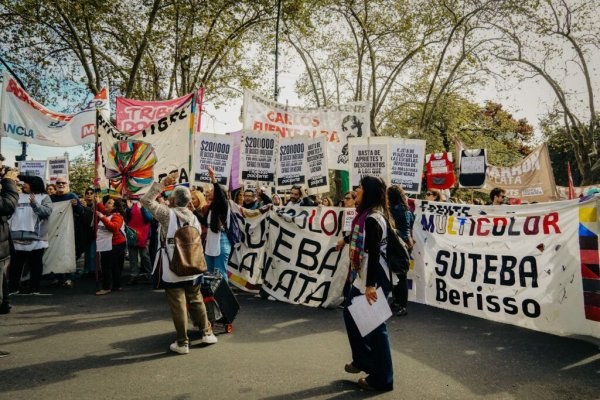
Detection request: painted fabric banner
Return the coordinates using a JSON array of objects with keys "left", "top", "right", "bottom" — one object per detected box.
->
[
  {"left": 194, "top": 133, "right": 233, "bottom": 186},
  {"left": 481, "top": 143, "right": 558, "bottom": 202},
  {"left": 306, "top": 135, "right": 329, "bottom": 193},
  {"left": 96, "top": 98, "right": 193, "bottom": 194},
  {"left": 557, "top": 185, "right": 600, "bottom": 199},
  {"left": 349, "top": 137, "right": 390, "bottom": 188},
  {"left": 228, "top": 206, "right": 349, "bottom": 308},
  {"left": 276, "top": 137, "right": 307, "bottom": 189},
  {"left": 389, "top": 138, "right": 426, "bottom": 194},
  {"left": 115, "top": 94, "right": 193, "bottom": 132},
  {"left": 0, "top": 71, "right": 108, "bottom": 147},
  {"left": 242, "top": 89, "right": 370, "bottom": 171},
  {"left": 239, "top": 131, "right": 278, "bottom": 185},
  {"left": 43, "top": 201, "right": 76, "bottom": 274},
  {"left": 411, "top": 197, "right": 600, "bottom": 338}
]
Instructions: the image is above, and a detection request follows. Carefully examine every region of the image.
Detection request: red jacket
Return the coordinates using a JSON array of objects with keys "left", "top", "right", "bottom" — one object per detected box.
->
[{"left": 97, "top": 203, "right": 126, "bottom": 246}]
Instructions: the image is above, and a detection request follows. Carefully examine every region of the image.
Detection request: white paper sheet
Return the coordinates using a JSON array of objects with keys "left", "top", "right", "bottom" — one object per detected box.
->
[{"left": 347, "top": 287, "right": 392, "bottom": 337}]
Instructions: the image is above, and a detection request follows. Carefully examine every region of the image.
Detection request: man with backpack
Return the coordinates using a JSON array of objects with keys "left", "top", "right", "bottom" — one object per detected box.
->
[{"left": 141, "top": 173, "right": 217, "bottom": 355}]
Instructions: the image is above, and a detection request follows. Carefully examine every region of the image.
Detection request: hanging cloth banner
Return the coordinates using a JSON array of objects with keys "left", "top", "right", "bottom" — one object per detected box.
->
[
  {"left": 115, "top": 93, "right": 193, "bottom": 132},
  {"left": 459, "top": 148, "right": 487, "bottom": 188},
  {"left": 228, "top": 206, "right": 348, "bottom": 308},
  {"left": 305, "top": 135, "right": 329, "bottom": 193},
  {"left": 239, "top": 130, "right": 278, "bottom": 185},
  {"left": 242, "top": 89, "right": 370, "bottom": 171},
  {"left": 96, "top": 98, "right": 193, "bottom": 194},
  {"left": 348, "top": 137, "right": 390, "bottom": 188},
  {"left": 389, "top": 138, "right": 426, "bottom": 194},
  {"left": 426, "top": 152, "right": 455, "bottom": 190},
  {"left": 411, "top": 197, "right": 600, "bottom": 338},
  {"left": 0, "top": 71, "right": 108, "bottom": 147},
  {"left": 480, "top": 143, "right": 558, "bottom": 202},
  {"left": 42, "top": 201, "right": 76, "bottom": 274},
  {"left": 276, "top": 136, "right": 308, "bottom": 189},
  {"left": 194, "top": 132, "right": 234, "bottom": 186}
]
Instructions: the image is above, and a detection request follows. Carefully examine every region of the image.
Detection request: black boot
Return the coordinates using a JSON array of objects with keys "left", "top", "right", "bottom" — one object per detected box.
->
[{"left": 0, "top": 301, "right": 10, "bottom": 314}]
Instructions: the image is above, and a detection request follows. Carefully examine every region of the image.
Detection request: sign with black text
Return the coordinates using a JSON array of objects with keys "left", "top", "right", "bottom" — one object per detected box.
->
[
  {"left": 240, "top": 131, "right": 278, "bottom": 185},
  {"left": 389, "top": 139, "right": 426, "bottom": 193},
  {"left": 194, "top": 133, "right": 233, "bottom": 186}
]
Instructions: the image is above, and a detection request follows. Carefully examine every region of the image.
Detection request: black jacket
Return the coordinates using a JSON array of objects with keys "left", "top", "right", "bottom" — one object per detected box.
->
[{"left": 0, "top": 178, "right": 19, "bottom": 260}]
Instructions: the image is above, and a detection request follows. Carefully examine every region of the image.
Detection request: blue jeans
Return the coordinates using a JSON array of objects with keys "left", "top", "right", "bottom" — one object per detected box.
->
[
  {"left": 343, "top": 284, "right": 394, "bottom": 390},
  {"left": 205, "top": 233, "right": 231, "bottom": 283}
]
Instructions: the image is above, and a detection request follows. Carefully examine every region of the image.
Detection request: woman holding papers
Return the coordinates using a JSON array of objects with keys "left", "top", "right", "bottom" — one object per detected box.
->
[{"left": 340, "top": 175, "right": 394, "bottom": 391}]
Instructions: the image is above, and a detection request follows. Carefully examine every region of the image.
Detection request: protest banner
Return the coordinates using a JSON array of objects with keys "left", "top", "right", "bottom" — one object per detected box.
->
[
  {"left": 411, "top": 197, "right": 600, "bottom": 338},
  {"left": 239, "top": 131, "right": 278, "bottom": 185},
  {"left": 480, "top": 143, "right": 559, "bottom": 202},
  {"left": 46, "top": 156, "right": 69, "bottom": 183},
  {"left": 115, "top": 94, "right": 193, "bottom": 132},
  {"left": 557, "top": 185, "right": 600, "bottom": 199},
  {"left": 0, "top": 71, "right": 108, "bottom": 147},
  {"left": 389, "top": 138, "right": 426, "bottom": 193},
  {"left": 305, "top": 135, "right": 329, "bottom": 193},
  {"left": 228, "top": 206, "right": 348, "bottom": 307},
  {"left": 348, "top": 137, "right": 390, "bottom": 187},
  {"left": 242, "top": 89, "right": 370, "bottom": 170},
  {"left": 194, "top": 133, "right": 233, "bottom": 186},
  {"left": 96, "top": 98, "right": 193, "bottom": 195},
  {"left": 18, "top": 160, "right": 47, "bottom": 179},
  {"left": 43, "top": 201, "right": 76, "bottom": 274},
  {"left": 276, "top": 137, "right": 307, "bottom": 189},
  {"left": 229, "top": 131, "right": 243, "bottom": 191}
]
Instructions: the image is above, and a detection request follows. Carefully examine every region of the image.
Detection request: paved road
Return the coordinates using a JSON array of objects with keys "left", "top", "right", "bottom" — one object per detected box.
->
[{"left": 0, "top": 276, "right": 598, "bottom": 400}]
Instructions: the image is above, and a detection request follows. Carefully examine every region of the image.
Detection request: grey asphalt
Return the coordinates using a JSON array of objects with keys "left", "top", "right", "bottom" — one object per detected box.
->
[{"left": 0, "top": 275, "right": 598, "bottom": 400}]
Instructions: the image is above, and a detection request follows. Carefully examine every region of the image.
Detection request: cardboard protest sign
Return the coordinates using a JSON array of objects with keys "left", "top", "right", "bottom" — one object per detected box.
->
[
  {"left": 0, "top": 71, "right": 108, "bottom": 147},
  {"left": 276, "top": 137, "right": 307, "bottom": 189},
  {"left": 239, "top": 131, "right": 278, "bottom": 185},
  {"left": 348, "top": 137, "right": 390, "bottom": 187},
  {"left": 242, "top": 89, "right": 370, "bottom": 170},
  {"left": 47, "top": 156, "right": 69, "bottom": 183},
  {"left": 411, "top": 197, "right": 600, "bottom": 338},
  {"left": 194, "top": 133, "right": 233, "bottom": 186},
  {"left": 18, "top": 160, "right": 47, "bottom": 179},
  {"left": 389, "top": 138, "right": 426, "bottom": 193},
  {"left": 305, "top": 135, "right": 329, "bottom": 193}
]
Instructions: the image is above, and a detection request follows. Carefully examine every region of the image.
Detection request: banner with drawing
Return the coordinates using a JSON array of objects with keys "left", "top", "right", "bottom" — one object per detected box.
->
[
  {"left": 242, "top": 89, "right": 370, "bottom": 171},
  {"left": 411, "top": 197, "right": 600, "bottom": 338},
  {"left": 96, "top": 98, "right": 193, "bottom": 195}
]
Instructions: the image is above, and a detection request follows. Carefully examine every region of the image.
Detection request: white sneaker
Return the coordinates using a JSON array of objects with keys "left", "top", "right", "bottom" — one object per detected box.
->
[
  {"left": 201, "top": 333, "right": 218, "bottom": 345},
  {"left": 169, "top": 341, "right": 189, "bottom": 355}
]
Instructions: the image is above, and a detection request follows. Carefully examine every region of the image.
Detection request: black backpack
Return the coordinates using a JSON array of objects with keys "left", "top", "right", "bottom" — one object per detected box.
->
[{"left": 381, "top": 218, "right": 410, "bottom": 275}]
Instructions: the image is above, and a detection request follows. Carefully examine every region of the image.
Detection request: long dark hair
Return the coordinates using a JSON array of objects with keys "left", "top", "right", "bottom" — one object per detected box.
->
[
  {"left": 209, "top": 185, "right": 229, "bottom": 233},
  {"left": 357, "top": 175, "right": 393, "bottom": 226},
  {"left": 388, "top": 185, "right": 409, "bottom": 211},
  {"left": 19, "top": 175, "right": 46, "bottom": 194}
]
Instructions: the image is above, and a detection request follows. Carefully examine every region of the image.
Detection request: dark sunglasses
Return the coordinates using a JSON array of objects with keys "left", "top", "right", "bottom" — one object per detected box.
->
[
  {"left": 344, "top": 197, "right": 353, "bottom": 200},
  {"left": 426, "top": 192, "right": 433, "bottom": 196},
  {"left": 56, "top": 182, "right": 67, "bottom": 185}
]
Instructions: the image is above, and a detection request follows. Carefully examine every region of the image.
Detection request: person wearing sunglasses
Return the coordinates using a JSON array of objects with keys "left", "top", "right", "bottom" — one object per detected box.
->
[
  {"left": 490, "top": 187, "right": 506, "bottom": 206},
  {"left": 424, "top": 189, "right": 442, "bottom": 202},
  {"left": 49, "top": 178, "right": 84, "bottom": 288}
]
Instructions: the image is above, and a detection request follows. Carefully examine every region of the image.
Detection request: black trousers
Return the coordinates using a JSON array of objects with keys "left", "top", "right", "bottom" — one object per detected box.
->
[
  {"left": 9, "top": 249, "right": 45, "bottom": 292},
  {"left": 392, "top": 272, "right": 408, "bottom": 308},
  {"left": 100, "top": 243, "right": 126, "bottom": 291}
]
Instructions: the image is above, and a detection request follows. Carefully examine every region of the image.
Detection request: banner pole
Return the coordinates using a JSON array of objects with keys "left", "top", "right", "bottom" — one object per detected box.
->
[{"left": 94, "top": 109, "right": 100, "bottom": 284}]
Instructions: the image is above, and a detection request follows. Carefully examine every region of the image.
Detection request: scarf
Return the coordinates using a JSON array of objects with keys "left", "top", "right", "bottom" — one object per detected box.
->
[{"left": 349, "top": 208, "right": 371, "bottom": 272}]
